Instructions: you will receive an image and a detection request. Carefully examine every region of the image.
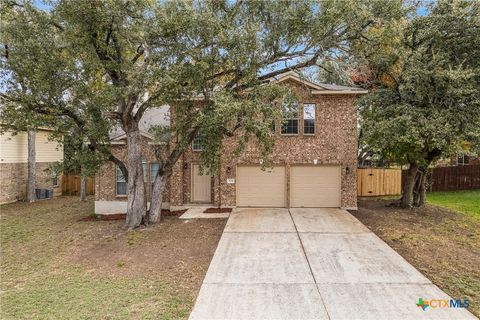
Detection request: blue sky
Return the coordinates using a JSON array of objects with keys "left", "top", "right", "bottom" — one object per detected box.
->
[
  {"left": 34, "top": 0, "right": 51, "bottom": 11},
  {"left": 417, "top": 6, "right": 429, "bottom": 16}
]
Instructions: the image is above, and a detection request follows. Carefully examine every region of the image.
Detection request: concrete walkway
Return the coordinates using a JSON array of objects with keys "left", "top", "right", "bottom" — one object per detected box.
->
[{"left": 189, "top": 208, "right": 477, "bottom": 320}]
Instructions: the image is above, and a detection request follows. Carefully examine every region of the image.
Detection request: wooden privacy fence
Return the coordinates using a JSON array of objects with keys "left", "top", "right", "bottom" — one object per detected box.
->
[
  {"left": 357, "top": 168, "right": 402, "bottom": 196},
  {"left": 61, "top": 175, "right": 95, "bottom": 196},
  {"left": 430, "top": 165, "right": 480, "bottom": 191}
]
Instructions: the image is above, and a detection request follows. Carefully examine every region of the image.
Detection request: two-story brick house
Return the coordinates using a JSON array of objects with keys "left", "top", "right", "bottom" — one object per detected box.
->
[{"left": 94, "top": 72, "right": 366, "bottom": 214}]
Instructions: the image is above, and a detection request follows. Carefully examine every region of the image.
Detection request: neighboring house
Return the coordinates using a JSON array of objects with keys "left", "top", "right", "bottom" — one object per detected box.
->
[
  {"left": 436, "top": 142, "right": 480, "bottom": 167},
  {"left": 450, "top": 152, "right": 480, "bottom": 166},
  {"left": 94, "top": 72, "right": 367, "bottom": 214},
  {"left": 0, "top": 128, "right": 64, "bottom": 204}
]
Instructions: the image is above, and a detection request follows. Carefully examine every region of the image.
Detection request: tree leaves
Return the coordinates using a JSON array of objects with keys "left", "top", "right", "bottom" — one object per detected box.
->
[{"left": 359, "top": 0, "right": 480, "bottom": 167}]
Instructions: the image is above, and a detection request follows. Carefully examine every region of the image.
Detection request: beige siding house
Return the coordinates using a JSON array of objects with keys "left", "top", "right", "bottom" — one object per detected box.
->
[
  {"left": 95, "top": 72, "right": 366, "bottom": 214},
  {"left": 0, "top": 129, "right": 63, "bottom": 204}
]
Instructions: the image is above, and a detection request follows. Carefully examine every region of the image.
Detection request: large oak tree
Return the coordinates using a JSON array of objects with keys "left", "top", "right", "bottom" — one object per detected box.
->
[{"left": 1, "top": 0, "right": 402, "bottom": 228}]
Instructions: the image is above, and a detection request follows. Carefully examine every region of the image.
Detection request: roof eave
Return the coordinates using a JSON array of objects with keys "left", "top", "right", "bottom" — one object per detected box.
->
[
  {"left": 110, "top": 131, "right": 154, "bottom": 142},
  {"left": 311, "top": 90, "right": 369, "bottom": 95},
  {"left": 275, "top": 73, "right": 326, "bottom": 91},
  {"left": 274, "top": 72, "right": 368, "bottom": 95}
]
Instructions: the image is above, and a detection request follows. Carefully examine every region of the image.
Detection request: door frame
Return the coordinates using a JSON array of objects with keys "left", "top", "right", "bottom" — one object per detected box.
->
[{"left": 190, "top": 163, "right": 212, "bottom": 203}]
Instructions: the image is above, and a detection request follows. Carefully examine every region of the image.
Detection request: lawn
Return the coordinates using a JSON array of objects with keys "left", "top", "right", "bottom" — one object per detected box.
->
[
  {"left": 427, "top": 190, "right": 480, "bottom": 217},
  {"left": 0, "top": 196, "right": 226, "bottom": 320},
  {"left": 352, "top": 198, "right": 480, "bottom": 318}
]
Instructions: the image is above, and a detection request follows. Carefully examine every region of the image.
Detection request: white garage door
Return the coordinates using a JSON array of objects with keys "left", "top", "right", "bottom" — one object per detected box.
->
[
  {"left": 236, "top": 166, "right": 286, "bottom": 207},
  {"left": 290, "top": 166, "right": 341, "bottom": 207}
]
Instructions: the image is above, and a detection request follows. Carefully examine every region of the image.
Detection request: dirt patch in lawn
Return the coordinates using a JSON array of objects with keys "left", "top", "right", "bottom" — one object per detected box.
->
[
  {"left": 203, "top": 207, "right": 232, "bottom": 214},
  {"left": 78, "top": 209, "right": 188, "bottom": 221},
  {"left": 351, "top": 198, "right": 480, "bottom": 318},
  {"left": 78, "top": 213, "right": 126, "bottom": 221},
  {"left": 70, "top": 213, "right": 225, "bottom": 294},
  {"left": 1, "top": 196, "right": 226, "bottom": 319}
]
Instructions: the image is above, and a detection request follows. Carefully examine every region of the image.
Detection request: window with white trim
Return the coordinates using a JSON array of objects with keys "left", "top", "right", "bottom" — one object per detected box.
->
[
  {"left": 116, "top": 166, "right": 127, "bottom": 195},
  {"left": 457, "top": 154, "right": 470, "bottom": 165},
  {"left": 281, "top": 101, "right": 299, "bottom": 135},
  {"left": 303, "top": 103, "right": 316, "bottom": 134},
  {"left": 192, "top": 132, "right": 204, "bottom": 151}
]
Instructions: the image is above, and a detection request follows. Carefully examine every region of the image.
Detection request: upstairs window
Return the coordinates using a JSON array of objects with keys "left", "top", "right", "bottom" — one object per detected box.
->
[
  {"left": 281, "top": 101, "right": 299, "bottom": 135},
  {"left": 192, "top": 132, "right": 204, "bottom": 151},
  {"left": 116, "top": 166, "right": 127, "bottom": 195},
  {"left": 303, "top": 104, "right": 316, "bottom": 135}
]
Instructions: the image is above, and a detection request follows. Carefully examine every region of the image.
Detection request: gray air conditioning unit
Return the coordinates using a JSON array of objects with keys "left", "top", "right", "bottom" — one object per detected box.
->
[{"left": 35, "top": 189, "right": 53, "bottom": 200}]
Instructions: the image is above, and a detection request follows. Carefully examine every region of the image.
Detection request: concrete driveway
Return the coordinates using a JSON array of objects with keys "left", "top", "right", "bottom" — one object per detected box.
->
[{"left": 189, "top": 208, "right": 477, "bottom": 320}]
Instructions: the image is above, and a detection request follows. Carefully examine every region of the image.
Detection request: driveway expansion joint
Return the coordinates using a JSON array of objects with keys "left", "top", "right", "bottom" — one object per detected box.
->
[
  {"left": 288, "top": 208, "right": 332, "bottom": 320},
  {"left": 190, "top": 207, "right": 477, "bottom": 320}
]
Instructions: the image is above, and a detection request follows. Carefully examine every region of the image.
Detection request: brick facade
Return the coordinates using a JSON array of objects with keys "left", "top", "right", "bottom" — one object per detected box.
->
[
  {"left": 0, "top": 162, "right": 61, "bottom": 204},
  {"left": 95, "top": 79, "right": 359, "bottom": 210},
  {"left": 170, "top": 79, "right": 358, "bottom": 208},
  {"left": 95, "top": 138, "right": 170, "bottom": 203}
]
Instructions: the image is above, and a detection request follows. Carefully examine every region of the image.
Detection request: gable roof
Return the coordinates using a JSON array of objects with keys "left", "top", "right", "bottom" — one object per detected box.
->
[
  {"left": 107, "top": 71, "right": 367, "bottom": 142},
  {"left": 275, "top": 71, "right": 368, "bottom": 95},
  {"left": 108, "top": 105, "right": 170, "bottom": 142}
]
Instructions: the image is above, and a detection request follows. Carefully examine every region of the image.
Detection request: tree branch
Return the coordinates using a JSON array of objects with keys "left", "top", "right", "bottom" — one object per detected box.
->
[
  {"left": 162, "top": 126, "right": 199, "bottom": 174},
  {"left": 257, "top": 53, "right": 320, "bottom": 82},
  {"left": 1, "top": 93, "right": 128, "bottom": 178}
]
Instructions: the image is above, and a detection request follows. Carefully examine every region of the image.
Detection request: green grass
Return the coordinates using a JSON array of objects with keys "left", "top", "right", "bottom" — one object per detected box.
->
[
  {"left": 354, "top": 198, "right": 480, "bottom": 318},
  {"left": 0, "top": 197, "right": 192, "bottom": 320},
  {"left": 1, "top": 269, "right": 190, "bottom": 320},
  {"left": 427, "top": 190, "right": 480, "bottom": 217}
]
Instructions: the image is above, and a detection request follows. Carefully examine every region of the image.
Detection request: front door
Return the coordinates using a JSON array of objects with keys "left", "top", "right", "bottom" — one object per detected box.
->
[{"left": 191, "top": 164, "right": 212, "bottom": 203}]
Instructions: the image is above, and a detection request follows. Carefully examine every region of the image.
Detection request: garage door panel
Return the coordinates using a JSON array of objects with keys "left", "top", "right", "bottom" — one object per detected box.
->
[
  {"left": 237, "top": 166, "right": 285, "bottom": 207},
  {"left": 290, "top": 166, "right": 341, "bottom": 207}
]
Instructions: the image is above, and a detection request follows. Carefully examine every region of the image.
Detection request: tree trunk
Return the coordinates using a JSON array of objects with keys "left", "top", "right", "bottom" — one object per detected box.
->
[
  {"left": 401, "top": 162, "right": 418, "bottom": 208},
  {"left": 417, "top": 171, "right": 428, "bottom": 207},
  {"left": 80, "top": 174, "right": 87, "bottom": 202},
  {"left": 26, "top": 130, "right": 36, "bottom": 203},
  {"left": 412, "top": 170, "right": 422, "bottom": 206},
  {"left": 147, "top": 171, "right": 168, "bottom": 224},
  {"left": 125, "top": 129, "right": 147, "bottom": 229},
  {"left": 413, "top": 167, "right": 429, "bottom": 207}
]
